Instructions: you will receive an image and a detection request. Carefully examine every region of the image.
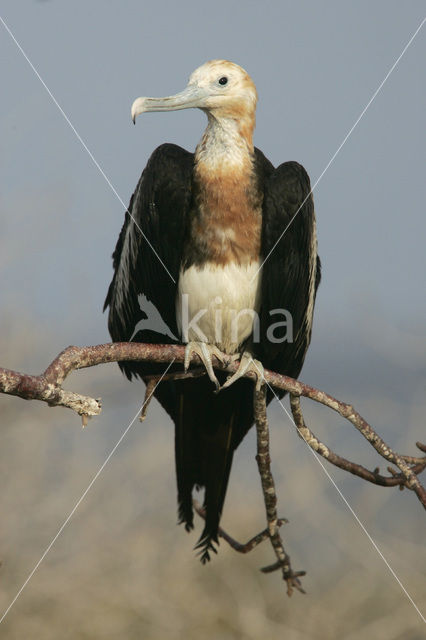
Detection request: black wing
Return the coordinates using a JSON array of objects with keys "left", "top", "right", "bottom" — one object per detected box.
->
[
  {"left": 104, "top": 143, "right": 194, "bottom": 380},
  {"left": 255, "top": 149, "right": 321, "bottom": 381}
]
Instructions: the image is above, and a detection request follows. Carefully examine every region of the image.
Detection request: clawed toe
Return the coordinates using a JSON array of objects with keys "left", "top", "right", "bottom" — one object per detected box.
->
[
  {"left": 183, "top": 345, "right": 265, "bottom": 392},
  {"left": 184, "top": 342, "right": 227, "bottom": 390},
  {"left": 221, "top": 352, "right": 265, "bottom": 391}
]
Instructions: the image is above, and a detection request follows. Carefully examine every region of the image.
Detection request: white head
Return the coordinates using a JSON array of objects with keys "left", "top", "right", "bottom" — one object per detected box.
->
[{"left": 131, "top": 60, "right": 257, "bottom": 126}]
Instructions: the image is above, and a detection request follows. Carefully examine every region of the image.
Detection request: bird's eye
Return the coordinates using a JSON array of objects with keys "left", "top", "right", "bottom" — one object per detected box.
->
[{"left": 218, "top": 76, "right": 228, "bottom": 85}]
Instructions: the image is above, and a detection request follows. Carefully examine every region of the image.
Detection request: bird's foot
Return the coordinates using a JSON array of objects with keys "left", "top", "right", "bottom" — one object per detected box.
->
[
  {"left": 184, "top": 342, "right": 228, "bottom": 391},
  {"left": 221, "top": 351, "right": 265, "bottom": 391}
]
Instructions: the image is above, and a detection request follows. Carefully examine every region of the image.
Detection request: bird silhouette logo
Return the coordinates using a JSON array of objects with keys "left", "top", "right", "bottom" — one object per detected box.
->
[{"left": 130, "top": 294, "right": 178, "bottom": 342}]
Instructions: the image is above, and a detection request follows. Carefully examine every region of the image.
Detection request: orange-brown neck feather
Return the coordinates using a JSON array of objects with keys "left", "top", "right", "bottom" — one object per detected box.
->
[{"left": 186, "top": 161, "right": 262, "bottom": 268}]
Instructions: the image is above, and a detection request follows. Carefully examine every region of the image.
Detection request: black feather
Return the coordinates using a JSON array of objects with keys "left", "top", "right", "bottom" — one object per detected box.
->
[{"left": 104, "top": 144, "right": 320, "bottom": 560}]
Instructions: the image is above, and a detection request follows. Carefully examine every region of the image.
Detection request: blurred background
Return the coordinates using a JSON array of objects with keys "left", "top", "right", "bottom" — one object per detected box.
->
[{"left": 0, "top": 1, "right": 425, "bottom": 637}]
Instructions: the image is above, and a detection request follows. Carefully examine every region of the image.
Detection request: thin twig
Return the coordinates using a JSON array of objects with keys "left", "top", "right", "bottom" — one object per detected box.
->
[
  {"left": 254, "top": 384, "right": 305, "bottom": 595},
  {"left": 193, "top": 500, "right": 288, "bottom": 554},
  {"left": 289, "top": 395, "right": 426, "bottom": 489},
  {"left": 139, "top": 379, "right": 157, "bottom": 422}
]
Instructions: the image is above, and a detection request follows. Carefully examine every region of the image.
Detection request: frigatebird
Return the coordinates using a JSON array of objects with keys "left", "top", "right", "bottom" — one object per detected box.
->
[{"left": 104, "top": 60, "right": 321, "bottom": 562}]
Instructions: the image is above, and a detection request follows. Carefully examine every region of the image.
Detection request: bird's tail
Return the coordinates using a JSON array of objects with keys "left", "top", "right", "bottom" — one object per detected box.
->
[{"left": 174, "top": 375, "right": 247, "bottom": 563}]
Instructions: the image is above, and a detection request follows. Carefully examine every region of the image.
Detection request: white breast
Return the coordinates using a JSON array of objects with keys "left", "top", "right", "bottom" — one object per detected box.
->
[{"left": 176, "top": 261, "right": 262, "bottom": 354}]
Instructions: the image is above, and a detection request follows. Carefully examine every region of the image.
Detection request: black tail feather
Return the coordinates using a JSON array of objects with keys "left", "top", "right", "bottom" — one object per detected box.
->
[
  {"left": 194, "top": 528, "right": 219, "bottom": 563},
  {"left": 175, "top": 393, "right": 196, "bottom": 532},
  {"left": 174, "top": 376, "right": 252, "bottom": 561}
]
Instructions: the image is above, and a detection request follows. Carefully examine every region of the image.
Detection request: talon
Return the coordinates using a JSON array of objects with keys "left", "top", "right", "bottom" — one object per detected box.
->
[
  {"left": 220, "top": 352, "right": 265, "bottom": 390},
  {"left": 184, "top": 342, "right": 227, "bottom": 390},
  {"left": 184, "top": 346, "right": 191, "bottom": 373}
]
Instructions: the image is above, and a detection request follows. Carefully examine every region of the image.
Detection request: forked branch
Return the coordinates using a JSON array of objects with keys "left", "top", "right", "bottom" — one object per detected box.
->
[
  {"left": 0, "top": 342, "right": 425, "bottom": 510},
  {"left": 253, "top": 384, "right": 305, "bottom": 595}
]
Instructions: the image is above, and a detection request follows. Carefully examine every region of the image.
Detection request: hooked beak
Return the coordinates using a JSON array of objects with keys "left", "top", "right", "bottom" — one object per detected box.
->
[{"left": 131, "top": 84, "right": 208, "bottom": 123}]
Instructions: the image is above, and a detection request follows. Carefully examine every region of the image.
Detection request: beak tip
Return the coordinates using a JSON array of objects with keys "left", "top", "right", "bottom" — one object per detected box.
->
[{"left": 131, "top": 97, "right": 144, "bottom": 125}]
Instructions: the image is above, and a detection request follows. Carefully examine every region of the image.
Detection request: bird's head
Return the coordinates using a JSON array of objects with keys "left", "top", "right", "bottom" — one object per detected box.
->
[{"left": 131, "top": 60, "right": 257, "bottom": 125}]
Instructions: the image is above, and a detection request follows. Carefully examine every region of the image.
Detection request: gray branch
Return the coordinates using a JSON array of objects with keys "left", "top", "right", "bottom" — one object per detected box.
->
[{"left": 0, "top": 342, "right": 425, "bottom": 508}]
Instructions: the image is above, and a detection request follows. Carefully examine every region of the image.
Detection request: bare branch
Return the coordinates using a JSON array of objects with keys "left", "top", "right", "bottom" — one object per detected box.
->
[
  {"left": 289, "top": 395, "right": 426, "bottom": 508},
  {"left": 0, "top": 360, "right": 102, "bottom": 418},
  {"left": 254, "top": 384, "right": 305, "bottom": 595},
  {"left": 193, "top": 500, "right": 288, "bottom": 554},
  {"left": 0, "top": 342, "right": 425, "bottom": 509}
]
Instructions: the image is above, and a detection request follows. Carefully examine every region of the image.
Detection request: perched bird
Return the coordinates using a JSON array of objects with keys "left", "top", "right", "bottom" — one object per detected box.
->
[{"left": 104, "top": 60, "right": 321, "bottom": 562}]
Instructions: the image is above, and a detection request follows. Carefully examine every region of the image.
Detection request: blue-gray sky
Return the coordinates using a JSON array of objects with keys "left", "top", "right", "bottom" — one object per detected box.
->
[{"left": 0, "top": 2, "right": 425, "bottom": 635}]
